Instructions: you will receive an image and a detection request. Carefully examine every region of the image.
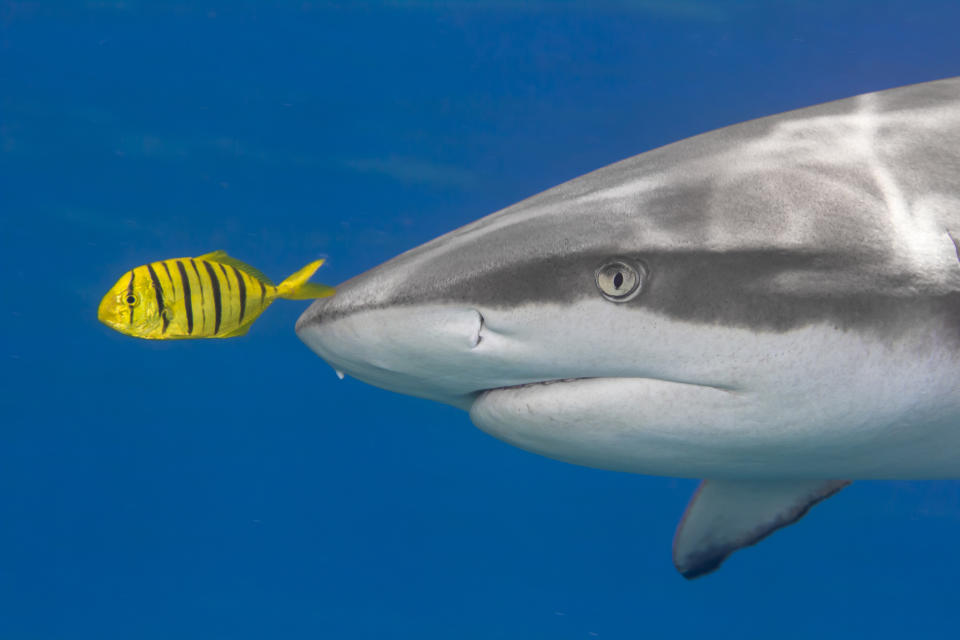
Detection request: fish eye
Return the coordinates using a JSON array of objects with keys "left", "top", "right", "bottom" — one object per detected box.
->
[
  {"left": 596, "top": 260, "right": 645, "bottom": 302},
  {"left": 124, "top": 293, "right": 139, "bottom": 305}
]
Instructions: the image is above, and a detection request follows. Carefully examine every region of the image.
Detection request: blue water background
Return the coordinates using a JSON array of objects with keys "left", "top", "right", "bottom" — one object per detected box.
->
[{"left": 3, "top": 1, "right": 960, "bottom": 637}]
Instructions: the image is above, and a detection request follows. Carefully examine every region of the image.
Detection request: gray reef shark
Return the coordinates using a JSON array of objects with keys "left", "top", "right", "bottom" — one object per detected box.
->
[{"left": 297, "top": 77, "right": 960, "bottom": 578}]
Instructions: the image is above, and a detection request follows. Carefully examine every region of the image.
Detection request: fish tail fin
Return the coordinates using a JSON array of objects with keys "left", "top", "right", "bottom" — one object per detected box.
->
[{"left": 276, "top": 259, "right": 336, "bottom": 300}]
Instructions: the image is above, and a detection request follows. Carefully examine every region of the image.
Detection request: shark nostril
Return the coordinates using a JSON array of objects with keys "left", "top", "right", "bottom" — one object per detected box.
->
[{"left": 471, "top": 311, "right": 484, "bottom": 348}]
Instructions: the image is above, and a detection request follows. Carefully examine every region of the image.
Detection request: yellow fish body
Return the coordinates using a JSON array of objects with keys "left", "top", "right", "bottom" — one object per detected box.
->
[{"left": 98, "top": 251, "right": 335, "bottom": 339}]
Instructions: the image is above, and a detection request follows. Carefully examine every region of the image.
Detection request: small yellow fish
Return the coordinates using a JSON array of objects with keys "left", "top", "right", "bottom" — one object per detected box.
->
[{"left": 98, "top": 250, "right": 335, "bottom": 339}]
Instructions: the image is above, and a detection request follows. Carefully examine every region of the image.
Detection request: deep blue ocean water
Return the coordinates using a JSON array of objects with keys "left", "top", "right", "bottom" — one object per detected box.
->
[{"left": 3, "top": 1, "right": 960, "bottom": 637}]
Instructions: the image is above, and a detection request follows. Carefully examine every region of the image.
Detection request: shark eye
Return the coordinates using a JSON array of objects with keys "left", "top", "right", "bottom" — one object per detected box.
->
[{"left": 596, "top": 260, "right": 645, "bottom": 302}]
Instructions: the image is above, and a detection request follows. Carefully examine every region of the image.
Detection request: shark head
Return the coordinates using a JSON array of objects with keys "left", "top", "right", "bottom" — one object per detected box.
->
[
  {"left": 299, "top": 78, "right": 960, "bottom": 481},
  {"left": 294, "top": 187, "right": 736, "bottom": 411},
  {"left": 298, "top": 192, "right": 756, "bottom": 405},
  {"left": 297, "top": 76, "right": 960, "bottom": 577},
  {"left": 297, "top": 148, "right": 778, "bottom": 427}
]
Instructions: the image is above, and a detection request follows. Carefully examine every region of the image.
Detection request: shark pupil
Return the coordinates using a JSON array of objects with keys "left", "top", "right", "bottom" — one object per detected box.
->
[{"left": 614, "top": 272, "right": 624, "bottom": 289}]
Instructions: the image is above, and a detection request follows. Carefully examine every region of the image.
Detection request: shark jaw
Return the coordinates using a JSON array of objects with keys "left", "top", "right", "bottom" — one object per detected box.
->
[
  {"left": 296, "top": 298, "right": 740, "bottom": 400},
  {"left": 298, "top": 297, "right": 960, "bottom": 481},
  {"left": 296, "top": 301, "right": 754, "bottom": 477},
  {"left": 299, "top": 300, "right": 822, "bottom": 480}
]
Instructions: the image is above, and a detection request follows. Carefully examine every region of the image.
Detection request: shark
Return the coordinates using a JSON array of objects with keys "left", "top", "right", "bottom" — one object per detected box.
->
[{"left": 296, "top": 76, "right": 960, "bottom": 578}]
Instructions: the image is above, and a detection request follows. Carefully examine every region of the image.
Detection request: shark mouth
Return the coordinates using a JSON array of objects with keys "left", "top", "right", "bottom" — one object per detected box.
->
[
  {"left": 484, "top": 377, "right": 587, "bottom": 392},
  {"left": 482, "top": 376, "right": 736, "bottom": 396}
]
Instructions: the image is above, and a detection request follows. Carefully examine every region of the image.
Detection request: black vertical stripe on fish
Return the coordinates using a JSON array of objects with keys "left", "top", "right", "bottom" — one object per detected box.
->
[
  {"left": 161, "top": 261, "right": 175, "bottom": 299},
  {"left": 161, "top": 261, "right": 180, "bottom": 328},
  {"left": 258, "top": 280, "right": 266, "bottom": 307},
  {"left": 218, "top": 263, "right": 232, "bottom": 292},
  {"left": 189, "top": 259, "right": 206, "bottom": 333},
  {"left": 146, "top": 263, "right": 168, "bottom": 334},
  {"left": 202, "top": 261, "right": 223, "bottom": 335},
  {"left": 176, "top": 260, "right": 194, "bottom": 334},
  {"left": 216, "top": 263, "right": 233, "bottom": 328},
  {"left": 230, "top": 265, "right": 246, "bottom": 323},
  {"left": 126, "top": 271, "right": 136, "bottom": 325}
]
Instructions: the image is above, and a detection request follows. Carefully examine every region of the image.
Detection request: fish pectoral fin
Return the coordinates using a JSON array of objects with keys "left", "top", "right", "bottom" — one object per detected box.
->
[
  {"left": 672, "top": 478, "right": 850, "bottom": 579},
  {"left": 196, "top": 250, "right": 275, "bottom": 286}
]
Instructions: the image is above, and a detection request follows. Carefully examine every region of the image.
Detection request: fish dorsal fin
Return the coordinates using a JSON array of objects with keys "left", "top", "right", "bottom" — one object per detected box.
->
[
  {"left": 196, "top": 250, "right": 274, "bottom": 286},
  {"left": 672, "top": 478, "right": 850, "bottom": 579}
]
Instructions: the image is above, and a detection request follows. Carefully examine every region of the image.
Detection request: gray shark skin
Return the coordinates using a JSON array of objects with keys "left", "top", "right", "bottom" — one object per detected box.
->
[{"left": 297, "top": 77, "right": 960, "bottom": 578}]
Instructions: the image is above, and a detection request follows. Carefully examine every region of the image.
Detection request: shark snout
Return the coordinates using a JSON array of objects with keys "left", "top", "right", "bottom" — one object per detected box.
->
[{"left": 296, "top": 282, "right": 489, "bottom": 407}]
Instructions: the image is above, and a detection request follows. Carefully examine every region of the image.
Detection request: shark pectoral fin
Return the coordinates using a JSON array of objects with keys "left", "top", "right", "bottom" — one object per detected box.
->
[{"left": 672, "top": 478, "right": 850, "bottom": 579}]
